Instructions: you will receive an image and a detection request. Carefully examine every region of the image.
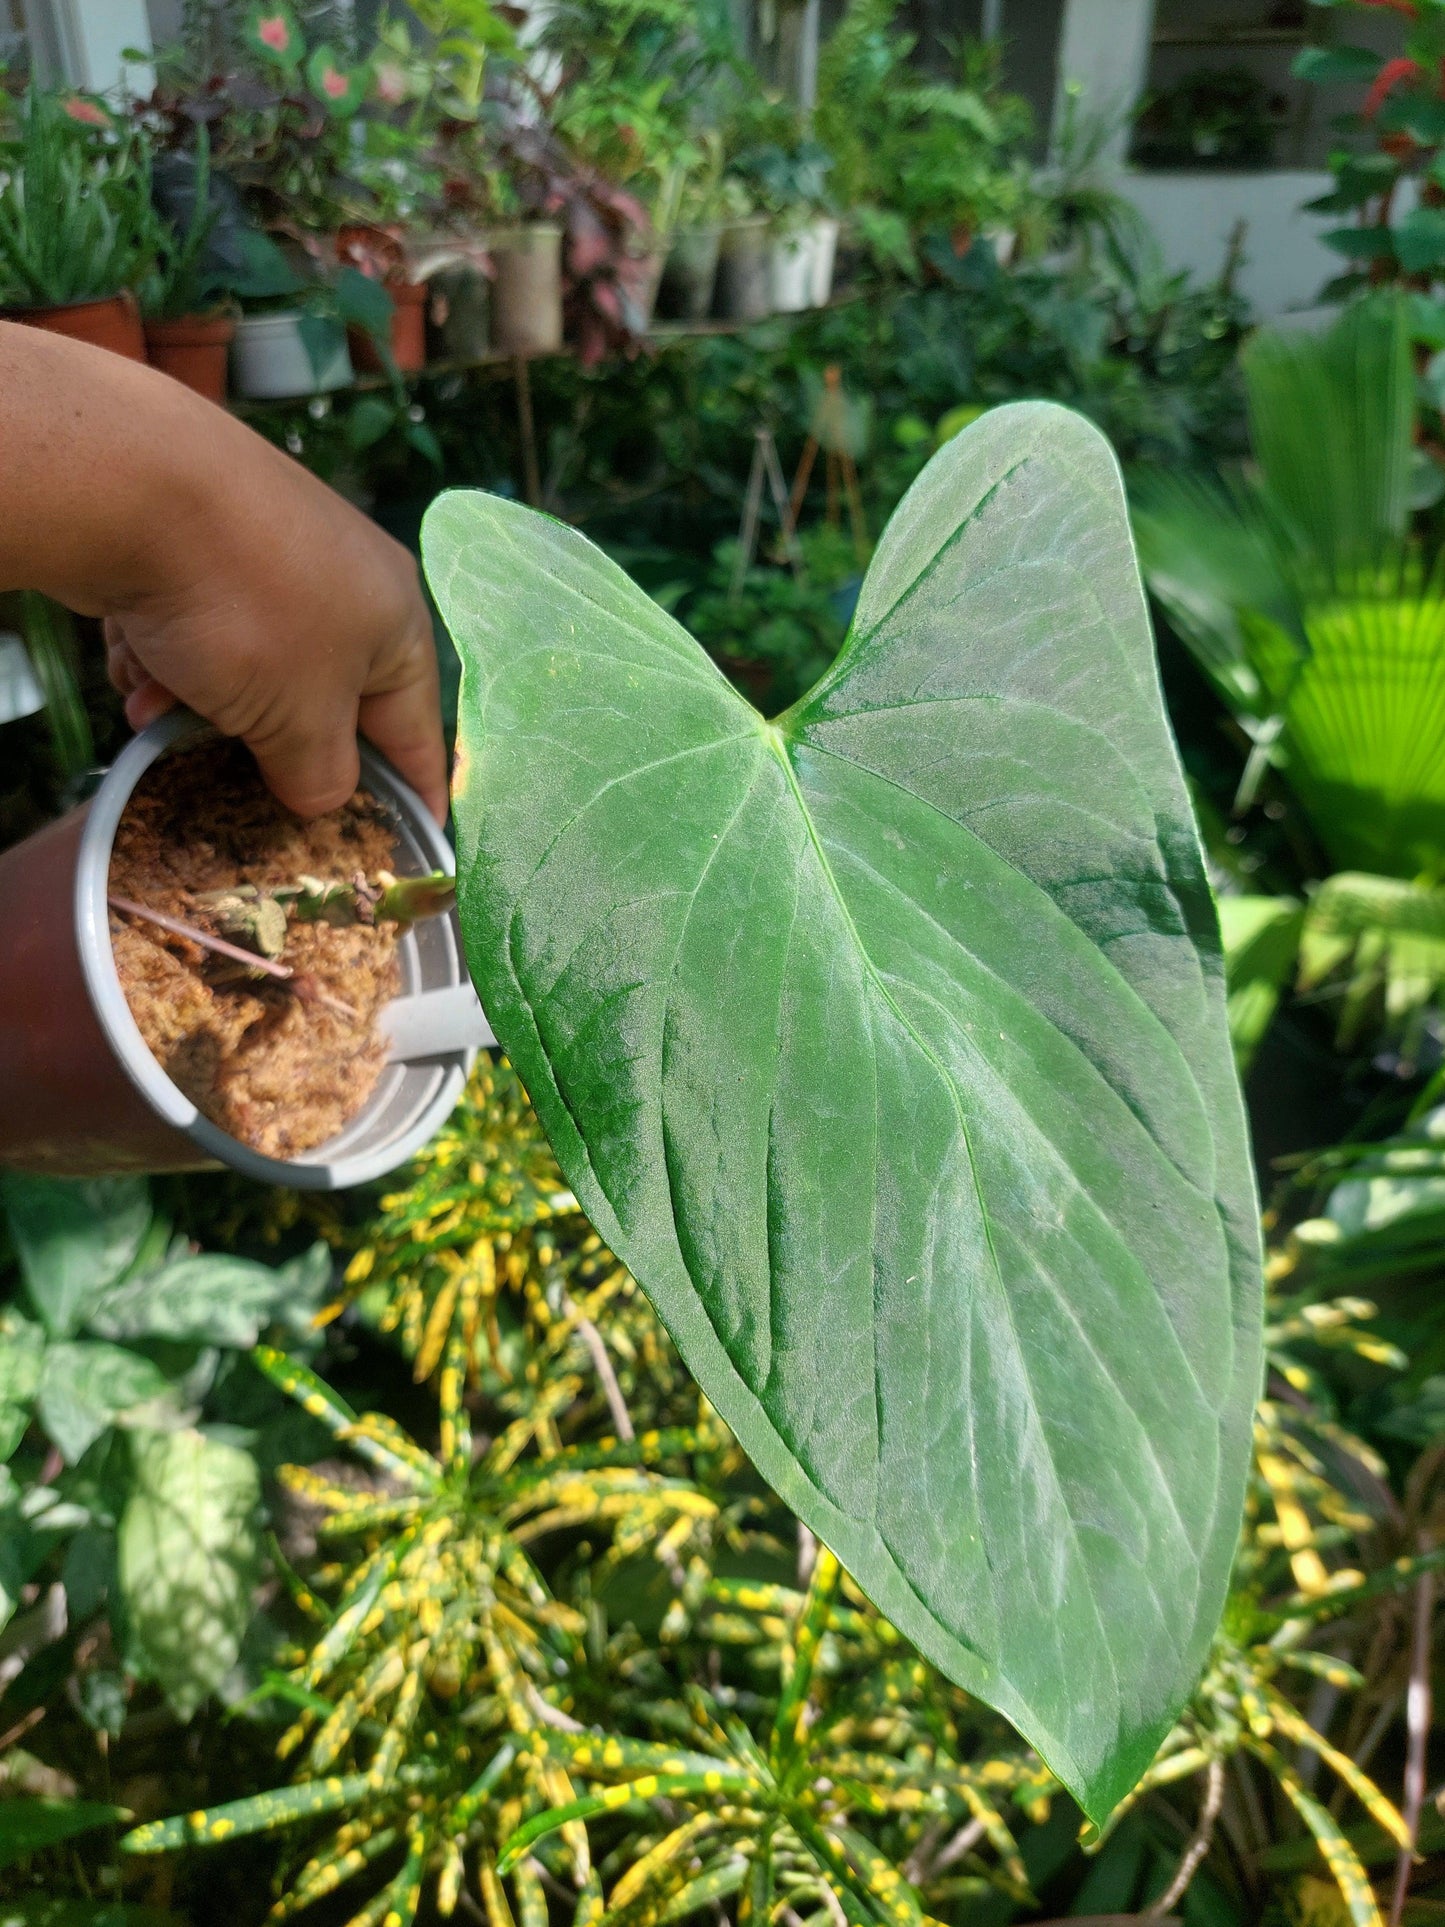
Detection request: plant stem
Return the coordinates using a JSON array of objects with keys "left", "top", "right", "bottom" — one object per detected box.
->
[
  {"left": 566, "top": 1299, "right": 634, "bottom": 1444},
  {"left": 1390, "top": 1571, "right": 1434, "bottom": 1927},
  {"left": 1145, "top": 1756, "right": 1224, "bottom": 1919},
  {"left": 108, "top": 894, "right": 358, "bottom": 1020},
  {"left": 109, "top": 893, "right": 295, "bottom": 979}
]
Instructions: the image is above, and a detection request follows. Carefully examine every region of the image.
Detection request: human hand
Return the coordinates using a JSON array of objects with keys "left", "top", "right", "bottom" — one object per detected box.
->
[{"left": 0, "top": 324, "right": 447, "bottom": 822}]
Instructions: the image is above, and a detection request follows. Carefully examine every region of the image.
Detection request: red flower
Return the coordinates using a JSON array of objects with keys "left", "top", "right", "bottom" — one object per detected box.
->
[
  {"left": 257, "top": 13, "right": 292, "bottom": 53},
  {"left": 1364, "top": 56, "right": 1423, "bottom": 119}
]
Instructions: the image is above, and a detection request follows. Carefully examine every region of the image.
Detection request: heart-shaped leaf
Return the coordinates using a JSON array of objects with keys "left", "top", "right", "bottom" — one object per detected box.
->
[{"left": 423, "top": 401, "right": 1263, "bottom": 1822}]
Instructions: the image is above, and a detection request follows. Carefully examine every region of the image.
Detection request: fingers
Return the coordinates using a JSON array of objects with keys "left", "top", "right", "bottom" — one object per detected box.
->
[
  {"left": 358, "top": 649, "right": 449, "bottom": 826},
  {"left": 244, "top": 702, "right": 363, "bottom": 819},
  {"left": 123, "top": 678, "right": 177, "bottom": 732},
  {"left": 104, "top": 619, "right": 142, "bottom": 697}
]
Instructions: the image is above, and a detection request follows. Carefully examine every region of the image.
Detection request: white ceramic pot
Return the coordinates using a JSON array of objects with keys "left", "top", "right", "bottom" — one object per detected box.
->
[
  {"left": 232, "top": 311, "right": 353, "bottom": 400},
  {"left": 769, "top": 227, "right": 814, "bottom": 314},
  {"left": 808, "top": 216, "right": 840, "bottom": 306}
]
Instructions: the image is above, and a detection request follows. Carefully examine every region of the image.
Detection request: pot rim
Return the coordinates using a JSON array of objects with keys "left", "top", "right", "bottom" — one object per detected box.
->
[
  {"left": 144, "top": 311, "right": 239, "bottom": 340},
  {"left": 487, "top": 221, "right": 563, "bottom": 246},
  {"left": 1, "top": 290, "right": 132, "bottom": 318},
  {"left": 233, "top": 308, "right": 345, "bottom": 333},
  {"left": 75, "top": 710, "right": 475, "bottom": 1190}
]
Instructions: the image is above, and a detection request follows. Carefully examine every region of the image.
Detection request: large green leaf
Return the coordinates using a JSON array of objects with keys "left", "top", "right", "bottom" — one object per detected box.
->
[
  {"left": 37, "top": 1342, "right": 172, "bottom": 1465},
  {"left": 0, "top": 1177, "right": 151, "bottom": 1339},
  {"left": 116, "top": 1429, "right": 261, "bottom": 1719},
  {"left": 0, "top": 1799, "right": 130, "bottom": 1873},
  {"left": 0, "top": 1311, "right": 45, "bottom": 1461},
  {"left": 423, "top": 401, "right": 1263, "bottom": 1822},
  {"left": 1218, "top": 895, "right": 1304, "bottom": 1073},
  {"left": 85, "top": 1253, "right": 298, "bottom": 1349}
]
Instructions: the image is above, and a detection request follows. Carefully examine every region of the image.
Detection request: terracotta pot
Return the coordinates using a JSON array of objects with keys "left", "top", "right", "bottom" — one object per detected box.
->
[
  {"left": 144, "top": 313, "right": 237, "bottom": 404},
  {"left": 335, "top": 220, "right": 407, "bottom": 282},
  {"left": 4, "top": 292, "right": 145, "bottom": 360},
  {"left": 349, "top": 279, "right": 428, "bottom": 375},
  {"left": 489, "top": 224, "right": 564, "bottom": 356},
  {"left": 0, "top": 712, "right": 490, "bottom": 1188}
]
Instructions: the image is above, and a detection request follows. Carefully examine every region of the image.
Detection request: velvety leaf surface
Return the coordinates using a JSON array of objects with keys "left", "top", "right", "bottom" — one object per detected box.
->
[{"left": 423, "top": 401, "right": 1263, "bottom": 1821}]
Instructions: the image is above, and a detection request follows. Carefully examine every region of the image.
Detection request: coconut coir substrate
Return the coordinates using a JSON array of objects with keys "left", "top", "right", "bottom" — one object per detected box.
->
[{"left": 108, "top": 739, "right": 401, "bottom": 1159}]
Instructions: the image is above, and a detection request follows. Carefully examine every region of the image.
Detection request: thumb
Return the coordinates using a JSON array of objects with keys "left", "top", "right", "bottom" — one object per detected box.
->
[{"left": 244, "top": 702, "right": 361, "bottom": 819}]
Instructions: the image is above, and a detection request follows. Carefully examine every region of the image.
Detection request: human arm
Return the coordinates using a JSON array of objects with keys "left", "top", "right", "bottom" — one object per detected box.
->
[{"left": 0, "top": 321, "right": 447, "bottom": 821}]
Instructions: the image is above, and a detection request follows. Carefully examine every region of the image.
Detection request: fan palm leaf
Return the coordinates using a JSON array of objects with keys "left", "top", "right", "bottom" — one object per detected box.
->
[{"left": 1134, "top": 295, "right": 1445, "bottom": 880}]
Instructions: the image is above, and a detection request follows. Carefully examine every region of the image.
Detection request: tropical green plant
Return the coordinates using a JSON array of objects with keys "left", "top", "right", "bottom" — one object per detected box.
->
[
  {"left": 1135, "top": 295, "right": 1445, "bottom": 1057},
  {"left": 680, "top": 527, "right": 853, "bottom": 713},
  {"left": 0, "top": 1173, "right": 330, "bottom": 1714},
  {"left": 1291, "top": 0, "right": 1445, "bottom": 301},
  {"left": 421, "top": 400, "right": 1262, "bottom": 1823},
  {"left": 136, "top": 125, "right": 229, "bottom": 320},
  {"left": 815, "top": 0, "right": 1034, "bottom": 273},
  {"left": 722, "top": 95, "right": 832, "bottom": 234},
  {"left": 105, "top": 1061, "right": 1424, "bottom": 1927},
  {"left": 0, "top": 87, "right": 152, "bottom": 308}
]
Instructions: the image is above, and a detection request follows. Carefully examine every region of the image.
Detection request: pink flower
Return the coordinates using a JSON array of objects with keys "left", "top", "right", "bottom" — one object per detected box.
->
[
  {"left": 62, "top": 97, "right": 110, "bottom": 127},
  {"left": 257, "top": 14, "right": 292, "bottom": 53},
  {"left": 319, "top": 64, "right": 350, "bottom": 100}
]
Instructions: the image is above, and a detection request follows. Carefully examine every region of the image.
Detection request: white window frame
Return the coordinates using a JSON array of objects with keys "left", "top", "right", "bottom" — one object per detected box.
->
[{"left": 18, "top": 0, "right": 154, "bottom": 97}]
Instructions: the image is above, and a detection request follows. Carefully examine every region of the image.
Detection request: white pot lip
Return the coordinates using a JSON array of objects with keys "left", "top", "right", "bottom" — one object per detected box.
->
[
  {"left": 234, "top": 309, "right": 345, "bottom": 332},
  {"left": 489, "top": 221, "right": 563, "bottom": 243},
  {"left": 75, "top": 709, "right": 471, "bottom": 1191}
]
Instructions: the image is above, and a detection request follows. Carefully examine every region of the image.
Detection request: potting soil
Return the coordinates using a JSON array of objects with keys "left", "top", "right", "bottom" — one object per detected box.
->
[{"left": 109, "top": 740, "right": 401, "bottom": 1159}]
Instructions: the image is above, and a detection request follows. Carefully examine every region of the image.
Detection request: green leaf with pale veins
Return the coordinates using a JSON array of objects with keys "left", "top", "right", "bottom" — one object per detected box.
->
[
  {"left": 0, "top": 1177, "right": 151, "bottom": 1339},
  {"left": 422, "top": 400, "right": 1264, "bottom": 1823},
  {"left": 117, "top": 1429, "right": 261, "bottom": 1719}
]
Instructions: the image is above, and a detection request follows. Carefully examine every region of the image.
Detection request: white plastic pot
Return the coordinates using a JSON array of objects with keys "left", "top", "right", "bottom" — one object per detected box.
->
[
  {"left": 0, "top": 711, "right": 492, "bottom": 1188},
  {"left": 808, "top": 217, "right": 840, "bottom": 306},
  {"left": 769, "top": 228, "right": 814, "bottom": 314},
  {"left": 232, "top": 311, "right": 353, "bottom": 401}
]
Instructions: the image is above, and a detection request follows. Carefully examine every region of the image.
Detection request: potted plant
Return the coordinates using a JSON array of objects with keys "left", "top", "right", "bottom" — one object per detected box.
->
[
  {"left": 713, "top": 176, "right": 771, "bottom": 322},
  {"left": 0, "top": 86, "right": 151, "bottom": 358},
  {"left": 0, "top": 711, "right": 486, "bottom": 1184},
  {"left": 727, "top": 97, "right": 838, "bottom": 314},
  {"left": 815, "top": 18, "right": 1033, "bottom": 279},
  {"left": 657, "top": 132, "right": 726, "bottom": 322},
  {"left": 485, "top": 188, "right": 565, "bottom": 358},
  {"left": 136, "top": 128, "right": 239, "bottom": 403},
  {"left": 335, "top": 218, "right": 430, "bottom": 375}
]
